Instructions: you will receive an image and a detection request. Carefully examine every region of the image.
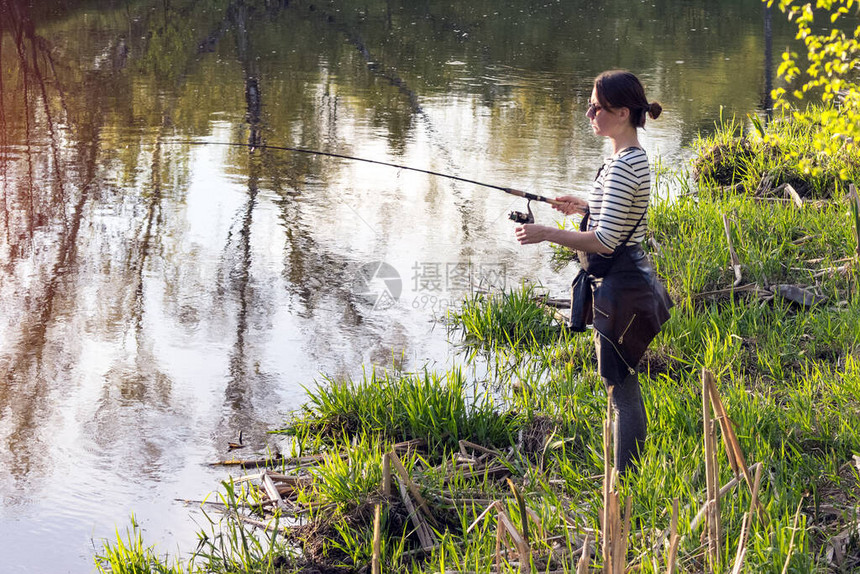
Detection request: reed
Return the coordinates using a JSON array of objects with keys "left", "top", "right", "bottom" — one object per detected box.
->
[
  {"left": 94, "top": 516, "right": 187, "bottom": 574},
  {"left": 281, "top": 366, "right": 518, "bottom": 453}
]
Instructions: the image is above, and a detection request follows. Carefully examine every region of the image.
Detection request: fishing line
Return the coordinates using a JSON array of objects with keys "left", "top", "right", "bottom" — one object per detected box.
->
[{"left": 173, "top": 140, "right": 562, "bottom": 214}]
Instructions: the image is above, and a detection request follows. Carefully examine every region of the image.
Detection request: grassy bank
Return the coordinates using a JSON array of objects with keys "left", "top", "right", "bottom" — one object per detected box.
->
[{"left": 97, "top": 112, "right": 860, "bottom": 573}]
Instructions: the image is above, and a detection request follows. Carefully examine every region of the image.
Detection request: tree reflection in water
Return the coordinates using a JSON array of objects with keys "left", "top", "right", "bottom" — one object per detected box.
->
[{"left": 0, "top": 0, "right": 794, "bottom": 571}]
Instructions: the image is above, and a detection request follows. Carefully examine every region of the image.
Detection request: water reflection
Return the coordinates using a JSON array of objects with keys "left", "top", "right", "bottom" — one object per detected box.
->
[{"left": 0, "top": 0, "right": 797, "bottom": 570}]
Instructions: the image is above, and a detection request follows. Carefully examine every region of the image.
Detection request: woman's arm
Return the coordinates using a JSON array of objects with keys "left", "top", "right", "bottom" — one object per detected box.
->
[{"left": 515, "top": 224, "right": 613, "bottom": 254}]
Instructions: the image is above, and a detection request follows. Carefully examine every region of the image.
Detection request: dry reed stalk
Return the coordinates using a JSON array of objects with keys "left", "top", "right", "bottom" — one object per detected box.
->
[
  {"left": 702, "top": 369, "right": 720, "bottom": 571},
  {"left": 576, "top": 531, "right": 591, "bottom": 574},
  {"left": 851, "top": 183, "right": 860, "bottom": 261},
  {"left": 495, "top": 508, "right": 504, "bottom": 574},
  {"left": 691, "top": 283, "right": 760, "bottom": 301},
  {"left": 602, "top": 393, "right": 614, "bottom": 573},
  {"left": 614, "top": 495, "right": 632, "bottom": 574},
  {"left": 526, "top": 507, "right": 545, "bottom": 540},
  {"left": 262, "top": 473, "right": 286, "bottom": 510},
  {"left": 372, "top": 503, "right": 382, "bottom": 574},
  {"left": 393, "top": 438, "right": 425, "bottom": 453},
  {"left": 712, "top": 419, "right": 723, "bottom": 564},
  {"left": 781, "top": 183, "right": 803, "bottom": 207},
  {"left": 396, "top": 474, "right": 434, "bottom": 548},
  {"left": 706, "top": 378, "right": 744, "bottom": 478},
  {"left": 209, "top": 452, "right": 345, "bottom": 468},
  {"left": 848, "top": 183, "right": 860, "bottom": 262},
  {"left": 705, "top": 376, "right": 767, "bottom": 525},
  {"left": 690, "top": 462, "right": 763, "bottom": 531},
  {"left": 666, "top": 498, "right": 680, "bottom": 574},
  {"left": 780, "top": 500, "right": 804, "bottom": 574},
  {"left": 390, "top": 451, "right": 439, "bottom": 527},
  {"left": 721, "top": 213, "right": 743, "bottom": 287},
  {"left": 456, "top": 465, "right": 511, "bottom": 481},
  {"left": 230, "top": 472, "right": 264, "bottom": 484},
  {"left": 460, "top": 439, "right": 505, "bottom": 458},
  {"left": 465, "top": 502, "right": 498, "bottom": 535},
  {"left": 730, "top": 463, "right": 763, "bottom": 574},
  {"left": 234, "top": 513, "right": 290, "bottom": 534},
  {"left": 266, "top": 473, "right": 313, "bottom": 486},
  {"left": 494, "top": 501, "right": 532, "bottom": 574},
  {"left": 499, "top": 509, "right": 531, "bottom": 573},
  {"left": 607, "top": 489, "right": 619, "bottom": 574}
]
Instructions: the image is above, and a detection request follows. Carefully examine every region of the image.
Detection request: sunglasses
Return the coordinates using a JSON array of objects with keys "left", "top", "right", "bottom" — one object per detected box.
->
[{"left": 587, "top": 102, "right": 606, "bottom": 114}]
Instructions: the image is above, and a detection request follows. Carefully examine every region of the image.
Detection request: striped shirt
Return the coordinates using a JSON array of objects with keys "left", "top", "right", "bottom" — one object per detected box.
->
[{"left": 587, "top": 147, "right": 650, "bottom": 251}]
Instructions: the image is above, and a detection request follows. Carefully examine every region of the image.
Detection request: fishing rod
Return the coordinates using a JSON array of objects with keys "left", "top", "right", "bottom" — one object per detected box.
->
[{"left": 174, "top": 140, "right": 563, "bottom": 224}]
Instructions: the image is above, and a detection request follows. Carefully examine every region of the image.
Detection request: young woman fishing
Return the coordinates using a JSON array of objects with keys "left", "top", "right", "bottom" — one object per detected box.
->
[{"left": 515, "top": 70, "right": 673, "bottom": 474}]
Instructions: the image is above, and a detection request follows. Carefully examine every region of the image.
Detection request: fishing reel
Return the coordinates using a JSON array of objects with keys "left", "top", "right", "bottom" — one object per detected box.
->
[{"left": 508, "top": 200, "right": 534, "bottom": 224}]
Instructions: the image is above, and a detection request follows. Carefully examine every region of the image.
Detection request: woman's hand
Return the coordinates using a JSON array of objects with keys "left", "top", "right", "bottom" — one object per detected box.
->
[
  {"left": 552, "top": 195, "right": 587, "bottom": 216},
  {"left": 515, "top": 224, "right": 551, "bottom": 245}
]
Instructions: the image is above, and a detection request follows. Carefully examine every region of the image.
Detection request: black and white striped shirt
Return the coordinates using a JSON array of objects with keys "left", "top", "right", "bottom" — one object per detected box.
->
[{"left": 587, "top": 147, "right": 650, "bottom": 251}]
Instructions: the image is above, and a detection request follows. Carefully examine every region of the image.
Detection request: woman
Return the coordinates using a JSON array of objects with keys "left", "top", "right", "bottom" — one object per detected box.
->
[{"left": 515, "top": 70, "right": 672, "bottom": 474}]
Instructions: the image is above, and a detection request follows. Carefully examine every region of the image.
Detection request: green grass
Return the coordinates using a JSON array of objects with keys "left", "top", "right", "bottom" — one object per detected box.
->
[
  {"left": 691, "top": 108, "right": 860, "bottom": 199},
  {"left": 94, "top": 516, "right": 187, "bottom": 574},
  {"left": 280, "top": 366, "right": 520, "bottom": 453},
  {"left": 446, "top": 282, "right": 567, "bottom": 351},
  {"left": 98, "top": 112, "right": 860, "bottom": 573}
]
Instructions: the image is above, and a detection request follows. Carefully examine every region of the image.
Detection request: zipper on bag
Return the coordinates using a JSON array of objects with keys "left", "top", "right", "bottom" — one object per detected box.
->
[{"left": 617, "top": 313, "right": 637, "bottom": 344}]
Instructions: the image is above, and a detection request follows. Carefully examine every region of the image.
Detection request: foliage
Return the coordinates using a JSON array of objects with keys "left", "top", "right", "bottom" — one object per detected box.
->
[
  {"left": 446, "top": 283, "right": 566, "bottom": 350},
  {"left": 94, "top": 516, "right": 187, "bottom": 574},
  {"left": 281, "top": 367, "right": 518, "bottom": 452},
  {"left": 767, "top": 0, "right": 860, "bottom": 178},
  {"left": 691, "top": 108, "right": 859, "bottom": 197}
]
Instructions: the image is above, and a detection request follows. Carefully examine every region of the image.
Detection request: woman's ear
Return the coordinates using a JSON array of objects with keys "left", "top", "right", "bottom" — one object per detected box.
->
[{"left": 617, "top": 106, "right": 631, "bottom": 121}]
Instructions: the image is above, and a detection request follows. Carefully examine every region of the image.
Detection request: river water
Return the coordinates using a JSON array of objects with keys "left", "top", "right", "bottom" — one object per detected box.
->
[{"left": 1, "top": 0, "right": 793, "bottom": 571}]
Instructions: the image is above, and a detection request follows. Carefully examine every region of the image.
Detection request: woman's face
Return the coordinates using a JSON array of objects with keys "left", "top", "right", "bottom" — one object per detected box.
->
[{"left": 586, "top": 87, "right": 628, "bottom": 138}]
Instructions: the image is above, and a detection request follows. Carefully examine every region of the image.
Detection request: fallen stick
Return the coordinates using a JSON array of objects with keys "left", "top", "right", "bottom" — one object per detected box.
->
[
  {"left": 456, "top": 465, "right": 511, "bottom": 481},
  {"left": 460, "top": 440, "right": 505, "bottom": 458},
  {"left": 691, "top": 283, "right": 760, "bottom": 300},
  {"left": 262, "top": 473, "right": 287, "bottom": 510},
  {"left": 393, "top": 438, "right": 425, "bottom": 452},
  {"left": 208, "top": 452, "right": 345, "bottom": 468},
  {"left": 266, "top": 472, "right": 313, "bottom": 486},
  {"left": 228, "top": 473, "right": 264, "bottom": 484},
  {"left": 209, "top": 455, "right": 284, "bottom": 468},
  {"left": 174, "top": 498, "right": 272, "bottom": 512},
  {"left": 234, "top": 513, "right": 291, "bottom": 534},
  {"left": 781, "top": 183, "right": 803, "bottom": 208}
]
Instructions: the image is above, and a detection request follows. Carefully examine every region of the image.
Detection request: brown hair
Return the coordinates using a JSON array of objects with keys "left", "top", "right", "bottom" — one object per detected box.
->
[{"left": 594, "top": 70, "right": 662, "bottom": 128}]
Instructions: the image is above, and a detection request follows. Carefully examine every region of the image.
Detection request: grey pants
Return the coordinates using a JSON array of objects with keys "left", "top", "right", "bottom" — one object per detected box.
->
[{"left": 596, "top": 334, "right": 647, "bottom": 474}]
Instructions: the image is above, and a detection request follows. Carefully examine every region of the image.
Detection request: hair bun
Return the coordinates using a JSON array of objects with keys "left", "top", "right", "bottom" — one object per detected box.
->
[{"left": 648, "top": 102, "right": 663, "bottom": 120}]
